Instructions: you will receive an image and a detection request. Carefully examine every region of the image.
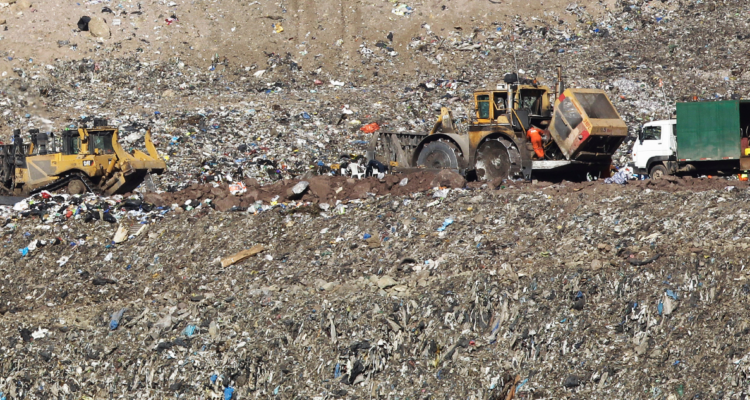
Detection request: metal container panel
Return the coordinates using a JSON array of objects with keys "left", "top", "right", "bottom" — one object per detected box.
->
[{"left": 676, "top": 101, "right": 740, "bottom": 161}]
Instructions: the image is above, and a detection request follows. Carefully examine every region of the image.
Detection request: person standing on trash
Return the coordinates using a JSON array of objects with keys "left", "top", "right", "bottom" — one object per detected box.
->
[{"left": 526, "top": 125, "right": 545, "bottom": 159}]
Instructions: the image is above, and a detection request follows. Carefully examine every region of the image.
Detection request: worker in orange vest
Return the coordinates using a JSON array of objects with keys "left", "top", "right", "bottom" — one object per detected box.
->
[{"left": 526, "top": 126, "right": 545, "bottom": 159}]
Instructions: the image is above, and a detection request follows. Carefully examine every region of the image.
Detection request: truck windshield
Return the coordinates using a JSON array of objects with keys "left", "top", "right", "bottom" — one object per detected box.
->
[{"left": 642, "top": 126, "right": 661, "bottom": 141}]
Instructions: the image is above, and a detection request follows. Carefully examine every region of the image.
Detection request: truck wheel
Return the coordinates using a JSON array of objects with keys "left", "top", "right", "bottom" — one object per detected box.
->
[
  {"left": 649, "top": 164, "right": 668, "bottom": 180},
  {"left": 68, "top": 179, "right": 86, "bottom": 195}
]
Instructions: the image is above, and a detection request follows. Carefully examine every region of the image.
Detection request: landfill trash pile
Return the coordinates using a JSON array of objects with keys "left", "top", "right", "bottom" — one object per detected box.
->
[
  {"left": 2, "top": 0, "right": 750, "bottom": 398},
  {"left": 4, "top": 191, "right": 167, "bottom": 226},
  {"left": 0, "top": 0, "right": 749, "bottom": 180},
  {"left": 1, "top": 181, "right": 749, "bottom": 398}
]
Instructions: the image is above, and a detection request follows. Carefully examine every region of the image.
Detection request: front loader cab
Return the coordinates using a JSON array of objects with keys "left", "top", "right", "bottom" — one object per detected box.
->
[
  {"left": 474, "top": 90, "right": 511, "bottom": 125},
  {"left": 517, "top": 88, "right": 548, "bottom": 117},
  {"left": 514, "top": 86, "right": 552, "bottom": 131},
  {"left": 473, "top": 81, "right": 553, "bottom": 130}
]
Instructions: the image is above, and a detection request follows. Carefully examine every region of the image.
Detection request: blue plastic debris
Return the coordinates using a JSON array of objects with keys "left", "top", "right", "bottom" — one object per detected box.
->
[
  {"left": 665, "top": 289, "right": 678, "bottom": 300},
  {"left": 334, "top": 363, "right": 341, "bottom": 378},
  {"left": 516, "top": 378, "right": 528, "bottom": 392},
  {"left": 657, "top": 302, "right": 663, "bottom": 315},
  {"left": 224, "top": 387, "right": 234, "bottom": 400},
  {"left": 363, "top": 233, "right": 371, "bottom": 239},
  {"left": 437, "top": 218, "right": 454, "bottom": 232},
  {"left": 183, "top": 325, "right": 197, "bottom": 337},
  {"left": 210, "top": 374, "right": 218, "bottom": 384},
  {"left": 109, "top": 308, "right": 126, "bottom": 330},
  {"left": 302, "top": 112, "right": 311, "bottom": 119}
]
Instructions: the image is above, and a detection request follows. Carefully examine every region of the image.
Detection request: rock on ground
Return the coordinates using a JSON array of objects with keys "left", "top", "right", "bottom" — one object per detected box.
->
[{"left": 88, "top": 17, "right": 110, "bottom": 38}]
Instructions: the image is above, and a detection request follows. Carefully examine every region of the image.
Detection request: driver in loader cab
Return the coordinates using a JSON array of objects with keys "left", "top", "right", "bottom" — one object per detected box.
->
[{"left": 526, "top": 125, "right": 545, "bottom": 159}]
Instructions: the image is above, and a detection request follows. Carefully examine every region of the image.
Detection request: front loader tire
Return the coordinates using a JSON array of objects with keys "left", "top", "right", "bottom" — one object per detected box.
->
[
  {"left": 416, "top": 141, "right": 462, "bottom": 170},
  {"left": 475, "top": 138, "right": 522, "bottom": 181}
]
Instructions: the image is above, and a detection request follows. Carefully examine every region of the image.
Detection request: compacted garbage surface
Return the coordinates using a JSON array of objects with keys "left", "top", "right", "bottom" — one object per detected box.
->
[
  {"left": 1, "top": 0, "right": 750, "bottom": 398},
  {"left": 1, "top": 178, "right": 750, "bottom": 399}
]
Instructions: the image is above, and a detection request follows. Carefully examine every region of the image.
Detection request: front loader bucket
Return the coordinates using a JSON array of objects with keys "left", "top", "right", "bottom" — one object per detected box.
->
[{"left": 548, "top": 88, "right": 627, "bottom": 162}]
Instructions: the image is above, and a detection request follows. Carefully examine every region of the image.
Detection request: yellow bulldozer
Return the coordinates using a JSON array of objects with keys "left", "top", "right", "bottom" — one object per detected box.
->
[
  {"left": 367, "top": 67, "right": 628, "bottom": 181},
  {"left": 0, "top": 118, "right": 166, "bottom": 196}
]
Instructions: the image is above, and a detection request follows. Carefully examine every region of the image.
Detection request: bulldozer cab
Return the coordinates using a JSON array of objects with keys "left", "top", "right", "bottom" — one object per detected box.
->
[
  {"left": 88, "top": 129, "right": 116, "bottom": 155},
  {"left": 61, "top": 129, "right": 81, "bottom": 155}
]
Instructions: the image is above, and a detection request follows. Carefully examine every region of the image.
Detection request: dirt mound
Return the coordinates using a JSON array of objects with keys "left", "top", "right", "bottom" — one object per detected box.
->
[
  {"left": 144, "top": 172, "right": 750, "bottom": 212},
  {"left": 143, "top": 170, "right": 466, "bottom": 210}
]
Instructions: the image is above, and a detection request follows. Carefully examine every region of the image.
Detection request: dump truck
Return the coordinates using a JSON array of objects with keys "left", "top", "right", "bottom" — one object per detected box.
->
[
  {"left": 366, "top": 69, "right": 628, "bottom": 181},
  {"left": 632, "top": 101, "right": 750, "bottom": 179},
  {"left": 0, "top": 119, "right": 166, "bottom": 196}
]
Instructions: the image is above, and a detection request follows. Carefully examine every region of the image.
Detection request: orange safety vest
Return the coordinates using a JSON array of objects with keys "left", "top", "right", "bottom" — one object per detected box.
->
[{"left": 526, "top": 128, "right": 545, "bottom": 159}]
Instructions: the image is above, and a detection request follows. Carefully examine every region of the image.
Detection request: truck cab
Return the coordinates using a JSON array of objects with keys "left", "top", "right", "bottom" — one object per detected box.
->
[{"left": 631, "top": 119, "right": 676, "bottom": 178}]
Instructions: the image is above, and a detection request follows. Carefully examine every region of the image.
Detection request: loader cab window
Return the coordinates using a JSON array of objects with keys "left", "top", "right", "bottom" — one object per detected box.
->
[
  {"left": 476, "top": 94, "right": 491, "bottom": 120},
  {"left": 518, "top": 89, "right": 545, "bottom": 115},
  {"left": 493, "top": 92, "right": 508, "bottom": 118},
  {"left": 91, "top": 130, "right": 115, "bottom": 155}
]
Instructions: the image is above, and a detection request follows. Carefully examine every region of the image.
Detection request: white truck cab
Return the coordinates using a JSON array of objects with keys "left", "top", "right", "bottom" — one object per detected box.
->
[{"left": 631, "top": 120, "right": 676, "bottom": 178}]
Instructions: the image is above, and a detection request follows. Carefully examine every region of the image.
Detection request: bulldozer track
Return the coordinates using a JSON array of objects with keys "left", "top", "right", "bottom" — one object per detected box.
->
[{"left": 30, "top": 172, "right": 103, "bottom": 197}]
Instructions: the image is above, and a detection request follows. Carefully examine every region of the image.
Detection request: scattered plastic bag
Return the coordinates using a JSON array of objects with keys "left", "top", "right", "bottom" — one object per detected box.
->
[{"left": 360, "top": 122, "right": 380, "bottom": 133}]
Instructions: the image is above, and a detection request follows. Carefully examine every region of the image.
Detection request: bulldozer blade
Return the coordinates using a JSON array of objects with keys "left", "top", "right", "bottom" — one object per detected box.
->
[{"left": 144, "top": 130, "right": 161, "bottom": 160}]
